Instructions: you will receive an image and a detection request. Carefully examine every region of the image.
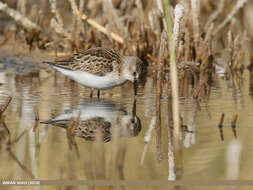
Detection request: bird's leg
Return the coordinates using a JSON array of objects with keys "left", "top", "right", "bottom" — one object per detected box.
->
[
  {"left": 89, "top": 89, "right": 93, "bottom": 98},
  {"left": 97, "top": 90, "right": 100, "bottom": 99}
]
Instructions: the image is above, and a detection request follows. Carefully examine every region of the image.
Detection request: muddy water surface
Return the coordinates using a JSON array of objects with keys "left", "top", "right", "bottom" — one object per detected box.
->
[{"left": 0, "top": 51, "right": 253, "bottom": 190}]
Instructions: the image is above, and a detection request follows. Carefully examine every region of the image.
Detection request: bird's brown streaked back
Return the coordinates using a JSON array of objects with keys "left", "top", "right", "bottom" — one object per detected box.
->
[{"left": 52, "top": 47, "right": 123, "bottom": 76}]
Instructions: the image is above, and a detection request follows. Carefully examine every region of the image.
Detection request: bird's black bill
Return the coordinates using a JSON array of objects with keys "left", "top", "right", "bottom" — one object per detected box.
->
[
  {"left": 134, "top": 80, "right": 138, "bottom": 96},
  {"left": 132, "top": 99, "right": 136, "bottom": 117}
]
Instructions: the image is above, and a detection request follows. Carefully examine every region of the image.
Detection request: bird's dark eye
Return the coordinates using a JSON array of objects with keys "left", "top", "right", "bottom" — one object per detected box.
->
[
  {"left": 133, "top": 72, "right": 136, "bottom": 76},
  {"left": 131, "top": 118, "right": 135, "bottom": 123}
]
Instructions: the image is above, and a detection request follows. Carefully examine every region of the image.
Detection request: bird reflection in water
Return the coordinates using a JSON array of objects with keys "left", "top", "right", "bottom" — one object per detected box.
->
[{"left": 41, "top": 99, "right": 141, "bottom": 142}]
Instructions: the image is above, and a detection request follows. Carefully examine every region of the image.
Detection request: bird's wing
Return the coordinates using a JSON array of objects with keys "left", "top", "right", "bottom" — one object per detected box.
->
[
  {"left": 45, "top": 48, "right": 122, "bottom": 76},
  {"left": 41, "top": 117, "right": 112, "bottom": 142}
]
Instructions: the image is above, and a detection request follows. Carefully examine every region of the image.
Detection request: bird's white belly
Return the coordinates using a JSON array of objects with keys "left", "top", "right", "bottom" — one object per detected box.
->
[{"left": 55, "top": 67, "right": 126, "bottom": 90}]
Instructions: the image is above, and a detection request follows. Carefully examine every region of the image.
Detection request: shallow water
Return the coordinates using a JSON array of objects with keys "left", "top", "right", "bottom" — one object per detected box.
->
[{"left": 0, "top": 53, "right": 253, "bottom": 190}]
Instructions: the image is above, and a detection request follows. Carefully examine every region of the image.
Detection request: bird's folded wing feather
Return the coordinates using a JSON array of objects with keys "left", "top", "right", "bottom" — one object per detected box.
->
[{"left": 53, "top": 48, "right": 122, "bottom": 76}]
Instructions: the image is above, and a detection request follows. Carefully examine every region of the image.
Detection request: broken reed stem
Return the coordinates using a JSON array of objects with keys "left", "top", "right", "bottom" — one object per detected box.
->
[
  {"left": 68, "top": 0, "right": 124, "bottom": 44},
  {"left": 0, "top": 2, "right": 41, "bottom": 31},
  {"left": 213, "top": 0, "right": 248, "bottom": 35},
  {"left": 163, "top": 0, "right": 180, "bottom": 150},
  {"left": 8, "top": 150, "right": 35, "bottom": 178},
  {"left": 9, "top": 128, "right": 28, "bottom": 145},
  {"left": 82, "top": 14, "right": 123, "bottom": 44},
  {"left": 8, "top": 125, "right": 33, "bottom": 147},
  {"left": 0, "top": 116, "right": 10, "bottom": 134},
  {"left": 218, "top": 113, "right": 225, "bottom": 141},
  {"left": 0, "top": 96, "right": 12, "bottom": 116}
]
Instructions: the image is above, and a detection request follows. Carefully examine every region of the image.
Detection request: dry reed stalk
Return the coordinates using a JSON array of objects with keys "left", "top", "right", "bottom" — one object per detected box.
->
[
  {"left": 0, "top": 2, "right": 41, "bottom": 31},
  {"left": 116, "top": 143, "right": 126, "bottom": 180},
  {"left": 184, "top": 28, "right": 190, "bottom": 61},
  {"left": 72, "top": 111, "right": 80, "bottom": 135},
  {"left": 17, "top": 0, "right": 26, "bottom": 16},
  {"left": 66, "top": 112, "right": 80, "bottom": 158},
  {"left": 155, "top": 30, "right": 167, "bottom": 163},
  {"left": 190, "top": 0, "right": 200, "bottom": 54},
  {"left": 149, "top": 9, "right": 162, "bottom": 35},
  {"left": 82, "top": 14, "right": 124, "bottom": 44},
  {"left": 226, "top": 140, "right": 242, "bottom": 180},
  {"left": 103, "top": 0, "right": 130, "bottom": 49},
  {"left": 156, "top": 0, "right": 164, "bottom": 14},
  {"left": 0, "top": 115, "right": 10, "bottom": 148},
  {"left": 163, "top": 1, "right": 181, "bottom": 151},
  {"left": 41, "top": 0, "right": 49, "bottom": 13},
  {"left": 68, "top": 0, "right": 79, "bottom": 15},
  {"left": 32, "top": 108, "right": 39, "bottom": 132},
  {"left": 213, "top": 0, "right": 249, "bottom": 35},
  {"left": 173, "top": 4, "right": 184, "bottom": 50},
  {"left": 33, "top": 108, "right": 40, "bottom": 147},
  {"left": 109, "top": 117, "right": 121, "bottom": 178},
  {"left": 167, "top": 93, "right": 176, "bottom": 180},
  {"left": 192, "top": 80, "right": 203, "bottom": 98},
  {"left": 8, "top": 128, "right": 30, "bottom": 146},
  {"left": 49, "top": 0, "right": 63, "bottom": 26},
  {"left": 0, "top": 115, "right": 9, "bottom": 132},
  {"left": 76, "top": 0, "right": 84, "bottom": 50},
  {"left": 147, "top": 53, "right": 158, "bottom": 64},
  {"left": 136, "top": 0, "right": 145, "bottom": 35},
  {"left": 0, "top": 96, "right": 12, "bottom": 118},
  {"left": 204, "top": 0, "right": 224, "bottom": 30},
  {"left": 48, "top": 0, "right": 71, "bottom": 39},
  {"left": 232, "top": 51, "right": 244, "bottom": 71},
  {"left": 140, "top": 116, "right": 156, "bottom": 165},
  {"left": 198, "top": 23, "right": 214, "bottom": 62},
  {"left": 231, "top": 114, "right": 238, "bottom": 138},
  {"left": 68, "top": 0, "right": 80, "bottom": 51},
  {"left": 66, "top": 117, "right": 75, "bottom": 150},
  {"left": 218, "top": 113, "right": 225, "bottom": 141}
]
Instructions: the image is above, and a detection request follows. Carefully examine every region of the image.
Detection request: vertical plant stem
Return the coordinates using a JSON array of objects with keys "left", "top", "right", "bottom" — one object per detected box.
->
[
  {"left": 163, "top": 0, "right": 180, "bottom": 150},
  {"left": 191, "top": 0, "right": 200, "bottom": 56},
  {"left": 155, "top": 30, "right": 167, "bottom": 163}
]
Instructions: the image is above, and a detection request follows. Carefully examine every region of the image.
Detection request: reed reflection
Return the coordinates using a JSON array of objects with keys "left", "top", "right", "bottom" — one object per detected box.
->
[{"left": 41, "top": 99, "right": 141, "bottom": 142}]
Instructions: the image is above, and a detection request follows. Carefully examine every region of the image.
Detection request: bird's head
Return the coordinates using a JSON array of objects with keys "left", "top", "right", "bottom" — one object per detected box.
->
[{"left": 122, "top": 56, "right": 143, "bottom": 82}]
